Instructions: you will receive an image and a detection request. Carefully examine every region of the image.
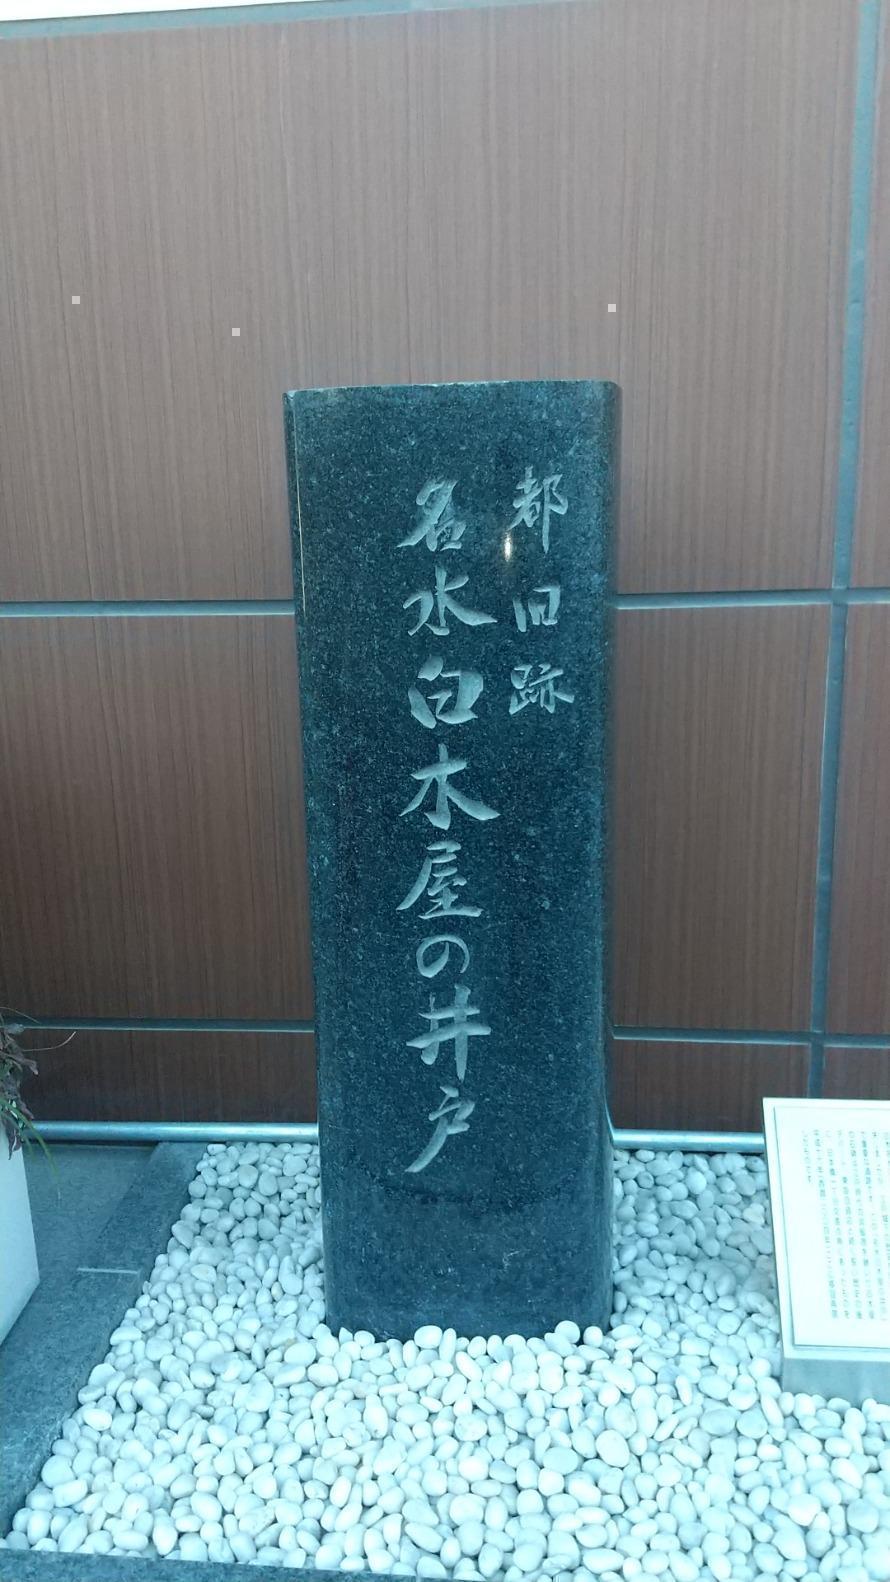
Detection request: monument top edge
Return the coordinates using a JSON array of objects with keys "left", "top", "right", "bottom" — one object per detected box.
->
[{"left": 284, "top": 377, "right": 620, "bottom": 402}]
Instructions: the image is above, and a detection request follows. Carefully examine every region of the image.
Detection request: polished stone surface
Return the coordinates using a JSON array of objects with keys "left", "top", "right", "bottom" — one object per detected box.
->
[
  {"left": 2, "top": 1141, "right": 406, "bottom": 1582},
  {"left": 1, "top": 1144, "right": 204, "bottom": 1530},
  {"left": 85, "top": 1141, "right": 204, "bottom": 1273},
  {"left": 0, "top": 1269, "right": 143, "bottom": 1531},
  {"left": 285, "top": 379, "right": 618, "bottom": 1338},
  {"left": 0, "top": 1552, "right": 399, "bottom": 1582},
  {"left": 24, "top": 1144, "right": 149, "bottom": 1279}
]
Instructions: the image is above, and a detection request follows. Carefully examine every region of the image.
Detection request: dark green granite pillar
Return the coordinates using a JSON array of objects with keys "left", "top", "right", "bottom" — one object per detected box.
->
[{"left": 284, "top": 380, "right": 618, "bottom": 1340}]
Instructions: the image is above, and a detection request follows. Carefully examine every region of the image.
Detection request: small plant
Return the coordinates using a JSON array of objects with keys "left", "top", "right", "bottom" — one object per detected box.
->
[{"left": 0, "top": 1013, "right": 40, "bottom": 1158}]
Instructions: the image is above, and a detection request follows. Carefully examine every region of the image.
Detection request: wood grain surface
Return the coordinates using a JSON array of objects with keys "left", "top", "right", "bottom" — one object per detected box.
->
[
  {"left": 21, "top": 1029, "right": 317, "bottom": 1122},
  {"left": 0, "top": 0, "right": 876, "bottom": 1128},
  {"left": 613, "top": 606, "right": 829, "bottom": 1031},
  {"left": 609, "top": 1039, "right": 809, "bottom": 1132},
  {"left": 823, "top": 1046, "right": 890, "bottom": 1101},
  {"left": 0, "top": 617, "right": 312, "bottom": 1019},
  {"left": 854, "top": 2, "right": 890, "bottom": 586},
  {"left": 0, "top": 0, "right": 854, "bottom": 598},
  {"left": 828, "top": 607, "right": 890, "bottom": 1033}
]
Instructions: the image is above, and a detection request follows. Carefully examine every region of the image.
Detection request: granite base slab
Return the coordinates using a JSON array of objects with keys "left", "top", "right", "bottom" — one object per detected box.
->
[
  {"left": 0, "top": 1142, "right": 407, "bottom": 1582},
  {"left": 0, "top": 1552, "right": 398, "bottom": 1582},
  {"left": 1, "top": 1144, "right": 206, "bottom": 1533},
  {"left": 24, "top": 1145, "right": 149, "bottom": 1282}
]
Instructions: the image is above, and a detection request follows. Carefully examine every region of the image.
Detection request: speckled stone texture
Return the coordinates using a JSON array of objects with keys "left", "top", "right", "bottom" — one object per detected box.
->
[
  {"left": 0, "top": 1550, "right": 396, "bottom": 1575},
  {"left": 0, "top": 1145, "right": 204, "bottom": 1532},
  {"left": 0, "top": 1547, "right": 398, "bottom": 1582},
  {"left": 284, "top": 380, "right": 619, "bottom": 1340}
]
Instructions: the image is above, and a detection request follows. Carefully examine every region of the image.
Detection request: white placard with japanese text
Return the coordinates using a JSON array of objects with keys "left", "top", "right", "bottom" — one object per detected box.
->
[{"left": 765, "top": 1099, "right": 890, "bottom": 1352}]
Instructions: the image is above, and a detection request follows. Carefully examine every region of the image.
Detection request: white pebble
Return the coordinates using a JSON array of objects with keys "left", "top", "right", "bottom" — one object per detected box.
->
[
  {"left": 80, "top": 1409, "right": 112, "bottom": 1432},
  {"left": 773, "top": 1523, "right": 807, "bottom": 1561},
  {"left": 238, "top": 1377, "right": 274, "bottom": 1413},
  {"left": 330, "top": 1475, "right": 352, "bottom": 1508},
  {"left": 785, "top": 1493, "right": 821, "bottom": 1526},
  {"left": 541, "top": 1444, "right": 579, "bottom": 1474},
  {"left": 179, "top": 1533, "right": 208, "bottom": 1562},
  {"left": 50, "top": 1479, "right": 88, "bottom": 1508},
  {"left": 25, "top": 1512, "right": 50, "bottom": 1545},
  {"left": 405, "top": 1522, "right": 442, "bottom": 1554},
  {"left": 108, "top": 1532, "right": 144, "bottom": 1553},
  {"left": 5, "top": 1139, "right": 888, "bottom": 1582},
  {"left": 415, "top": 1325, "right": 443, "bottom": 1348},
  {"left": 449, "top": 1495, "right": 484, "bottom": 1524},
  {"left": 152, "top": 1517, "right": 177, "bottom": 1556},
  {"left": 476, "top": 1542, "right": 502, "bottom": 1579},
  {"left": 583, "top": 1552, "right": 627, "bottom": 1576},
  {"left": 596, "top": 1429, "right": 631, "bottom": 1469},
  {"left": 57, "top": 1517, "right": 88, "bottom": 1553},
  {"left": 283, "top": 1340, "right": 315, "bottom": 1365},
  {"left": 39, "top": 1457, "right": 74, "bottom": 1490},
  {"left": 848, "top": 1499, "right": 880, "bottom": 1534},
  {"left": 457, "top": 1520, "right": 485, "bottom": 1556},
  {"left": 191, "top": 1492, "right": 222, "bottom": 1523},
  {"left": 513, "top": 1538, "right": 546, "bottom": 1572}
]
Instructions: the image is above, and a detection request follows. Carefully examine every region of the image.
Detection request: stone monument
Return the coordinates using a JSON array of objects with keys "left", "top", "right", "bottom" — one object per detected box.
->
[{"left": 284, "top": 379, "right": 618, "bottom": 1339}]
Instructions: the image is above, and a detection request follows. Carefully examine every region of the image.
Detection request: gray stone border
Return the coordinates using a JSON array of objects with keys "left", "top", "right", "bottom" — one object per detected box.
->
[
  {"left": 0, "top": 1548, "right": 397, "bottom": 1581},
  {"left": 0, "top": 1142, "right": 408, "bottom": 1582}
]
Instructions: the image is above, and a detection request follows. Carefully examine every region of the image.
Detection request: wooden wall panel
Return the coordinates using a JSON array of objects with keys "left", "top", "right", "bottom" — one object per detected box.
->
[
  {"left": 823, "top": 1047, "right": 890, "bottom": 1102},
  {"left": 0, "top": 0, "right": 874, "bottom": 1130},
  {"left": 609, "top": 1040, "right": 809, "bottom": 1132},
  {"left": 21, "top": 1030, "right": 317, "bottom": 1123},
  {"left": 0, "top": 0, "right": 854, "bottom": 599},
  {"left": 827, "top": 608, "right": 890, "bottom": 1034},
  {"left": 0, "top": 618, "right": 312, "bottom": 1019},
  {"left": 853, "top": 2, "right": 890, "bottom": 586},
  {"left": 613, "top": 606, "right": 828, "bottom": 1031}
]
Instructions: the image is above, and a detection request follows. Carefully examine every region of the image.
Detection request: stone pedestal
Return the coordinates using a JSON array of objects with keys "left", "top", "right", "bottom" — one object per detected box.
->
[{"left": 284, "top": 379, "right": 618, "bottom": 1339}]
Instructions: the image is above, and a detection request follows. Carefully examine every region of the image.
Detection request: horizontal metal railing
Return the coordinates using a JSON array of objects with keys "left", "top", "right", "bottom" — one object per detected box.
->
[{"left": 34, "top": 1119, "right": 765, "bottom": 1152}]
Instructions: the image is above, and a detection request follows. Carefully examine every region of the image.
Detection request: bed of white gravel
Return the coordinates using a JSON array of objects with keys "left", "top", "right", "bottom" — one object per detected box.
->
[{"left": 3, "top": 1142, "right": 889, "bottom": 1580}]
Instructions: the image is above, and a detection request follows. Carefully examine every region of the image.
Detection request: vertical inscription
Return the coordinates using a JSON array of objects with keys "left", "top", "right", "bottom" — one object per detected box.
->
[
  {"left": 398, "top": 467, "right": 576, "bottom": 1174},
  {"left": 398, "top": 481, "right": 497, "bottom": 1173}
]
